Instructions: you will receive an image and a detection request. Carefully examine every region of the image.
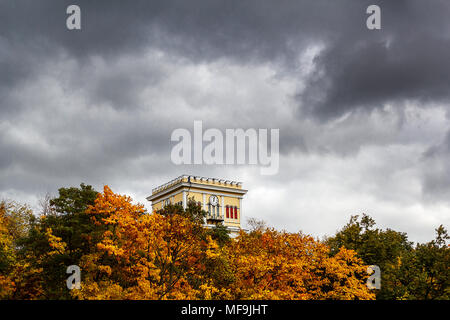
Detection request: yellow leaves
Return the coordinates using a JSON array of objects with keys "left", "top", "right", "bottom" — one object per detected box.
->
[
  {"left": 0, "top": 274, "right": 15, "bottom": 299},
  {"left": 0, "top": 203, "right": 14, "bottom": 259},
  {"left": 97, "top": 240, "right": 125, "bottom": 258},
  {"left": 45, "top": 228, "right": 67, "bottom": 255},
  {"left": 226, "top": 229, "right": 375, "bottom": 300},
  {"left": 98, "top": 265, "right": 112, "bottom": 276},
  {"left": 72, "top": 280, "right": 126, "bottom": 300},
  {"left": 69, "top": 186, "right": 375, "bottom": 300},
  {"left": 205, "top": 235, "right": 220, "bottom": 259},
  {"left": 199, "top": 282, "right": 221, "bottom": 300},
  {"left": 78, "top": 186, "right": 214, "bottom": 300}
]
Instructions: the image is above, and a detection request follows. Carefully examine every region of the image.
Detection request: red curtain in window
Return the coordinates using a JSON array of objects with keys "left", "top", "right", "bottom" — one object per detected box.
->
[
  {"left": 234, "top": 206, "right": 237, "bottom": 219},
  {"left": 226, "top": 206, "right": 229, "bottom": 218}
]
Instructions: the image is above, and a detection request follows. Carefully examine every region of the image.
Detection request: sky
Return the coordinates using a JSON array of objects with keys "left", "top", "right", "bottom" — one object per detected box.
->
[{"left": 1, "top": 0, "right": 449, "bottom": 243}]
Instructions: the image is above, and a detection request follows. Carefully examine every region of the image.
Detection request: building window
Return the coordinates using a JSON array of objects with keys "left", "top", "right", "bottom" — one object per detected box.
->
[
  {"left": 163, "top": 198, "right": 171, "bottom": 208},
  {"left": 234, "top": 206, "right": 238, "bottom": 219},
  {"left": 226, "top": 205, "right": 229, "bottom": 218},
  {"left": 208, "top": 204, "right": 219, "bottom": 217}
]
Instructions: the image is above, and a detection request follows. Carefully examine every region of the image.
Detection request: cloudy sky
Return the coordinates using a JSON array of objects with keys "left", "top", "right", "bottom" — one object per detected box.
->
[{"left": 1, "top": 0, "right": 449, "bottom": 243}]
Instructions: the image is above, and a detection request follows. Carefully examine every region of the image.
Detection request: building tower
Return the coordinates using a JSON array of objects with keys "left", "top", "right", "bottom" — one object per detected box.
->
[{"left": 147, "top": 175, "right": 247, "bottom": 234}]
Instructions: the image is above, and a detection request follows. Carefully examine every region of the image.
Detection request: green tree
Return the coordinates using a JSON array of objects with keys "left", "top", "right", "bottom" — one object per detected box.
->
[
  {"left": 208, "top": 223, "right": 231, "bottom": 247},
  {"left": 326, "top": 214, "right": 413, "bottom": 299},
  {"left": 157, "top": 198, "right": 206, "bottom": 224},
  {"left": 392, "top": 225, "right": 449, "bottom": 299},
  {"left": 327, "top": 214, "right": 449, "bottom": 300},
  {"left": 16, "top": 183, "right": 99, "bottom": 299}
]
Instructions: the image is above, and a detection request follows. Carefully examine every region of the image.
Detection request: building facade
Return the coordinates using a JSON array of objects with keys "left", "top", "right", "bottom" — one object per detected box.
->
[{"left": 147, "top": 175, "right": 247, "bottom": 234}]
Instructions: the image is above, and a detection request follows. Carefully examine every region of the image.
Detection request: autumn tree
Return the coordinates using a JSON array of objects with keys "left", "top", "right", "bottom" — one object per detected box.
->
[
  {"left": 227, "top": 227, "right": 375, "bottom": 300},
  {"left": 208, "top": 223, "right": 231, "bottom": 247},
  {"left": 73, "top": 187, "right": 227, "bottom": 300},
  {"left": 0, "top": 200, "right": 34, "bottom": 299},
  {"left": 0, "top": 201, "right": 17, "bottom": 298},
  {"left": 3, "top": 187, "right": 445, "bottom": 301},
  {"left": 14, "top": 184, "right": 99, "bottom": 299}
]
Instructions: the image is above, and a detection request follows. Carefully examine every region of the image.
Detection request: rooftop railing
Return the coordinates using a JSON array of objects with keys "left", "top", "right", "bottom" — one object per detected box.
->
[{"left": 151, "top": 174, "right": 242, "bottom": 194}]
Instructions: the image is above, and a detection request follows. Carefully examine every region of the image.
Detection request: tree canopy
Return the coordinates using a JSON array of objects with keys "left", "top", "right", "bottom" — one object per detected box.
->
[
  {"left": 327, "top": 214, "right": 449, "bottom": 300},
  {"left": 0, "top": 187, "right": 447, "bottom": 300}
]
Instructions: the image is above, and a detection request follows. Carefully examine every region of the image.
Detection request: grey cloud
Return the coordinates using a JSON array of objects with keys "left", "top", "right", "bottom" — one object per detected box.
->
[
  {"left": 421, "top": 130, "right": 450, "bottom": 202},
  {"left": 4, "top": 1, "right": 450, "bottom": 120},
  {"left": 1, "top": 0, "right": 450, "bottom": 242},
  {"left": 0, "top": 1, "right": 364, "bottom": 72},
  {"left": 301, "top": 37, "right": 450, "bottom": 121},
  {"left": 299, "top": 0, "right": 450, "bottom": 121}
]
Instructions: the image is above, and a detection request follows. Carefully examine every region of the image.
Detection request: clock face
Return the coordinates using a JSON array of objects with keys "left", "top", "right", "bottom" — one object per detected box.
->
[{"left": 209, "top": 195, "right": 219, "bottom": 205}]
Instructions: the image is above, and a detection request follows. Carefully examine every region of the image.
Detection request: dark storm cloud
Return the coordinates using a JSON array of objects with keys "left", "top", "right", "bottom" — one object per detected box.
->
[
  {"left": 0, "top": 0, "right": 450, "bottom": 233},
  {"left": 1, "top": 0, "right": 448, "bottom": 141},
  {"left": 80, "top": 57, "right": 167, "bottom": 110},
  {"left": 301, "top": 32, "right": 450, "bottom": 121},
  {"left": 3, "top": 1, "right": 450, "bottom": 118},
  {"left": 0, "top": 0, "right": 365, "bottom": 83},
  {"left": 299, "top": 1, "right": 450, "bottom": 121}
]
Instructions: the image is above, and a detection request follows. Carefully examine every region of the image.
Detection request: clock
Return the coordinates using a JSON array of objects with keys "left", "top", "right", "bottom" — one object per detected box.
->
[{"left": 209, "top": 195, "right": 219, "bottom": 205}]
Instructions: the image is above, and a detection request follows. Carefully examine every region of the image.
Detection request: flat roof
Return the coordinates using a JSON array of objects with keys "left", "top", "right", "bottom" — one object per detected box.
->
[{"left": 147, "top": 175, "right": 247, "bottom": 201}]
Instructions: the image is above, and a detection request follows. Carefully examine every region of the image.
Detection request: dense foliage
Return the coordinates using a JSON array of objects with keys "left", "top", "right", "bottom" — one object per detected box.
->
[
  {"left": 327, "top": 214, "right": 449, "bottom": 299},
  {"left": 0, "top": 184, "right": 447, "bottom": 300}
]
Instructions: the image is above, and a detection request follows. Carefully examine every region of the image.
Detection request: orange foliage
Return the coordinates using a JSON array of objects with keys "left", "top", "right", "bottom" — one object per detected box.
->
[
  {"left": 74, "top": 186, "right": 218, "bottom": 300},
  {"left": 227, "top": 229, "right": 375, "bottom": 300},
  {"left": 67, "top": 186, "right": 374, "bottom": 300}
]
